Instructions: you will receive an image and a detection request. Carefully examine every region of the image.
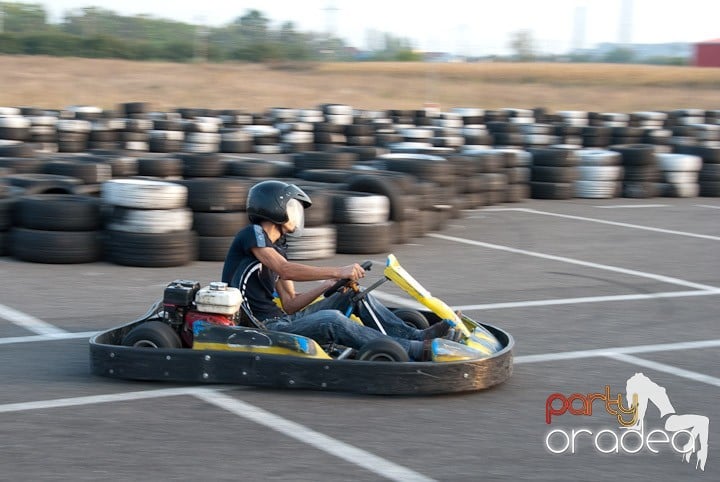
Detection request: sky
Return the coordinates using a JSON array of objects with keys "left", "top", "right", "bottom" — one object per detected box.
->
[{"left": 29, "top": 0, "right": 720, "bottom": 55}]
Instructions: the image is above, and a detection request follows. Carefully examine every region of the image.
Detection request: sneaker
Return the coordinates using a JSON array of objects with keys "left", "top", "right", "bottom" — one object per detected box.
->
[{"left": 420, "top": 319, "right": 452, "bottom": 340}]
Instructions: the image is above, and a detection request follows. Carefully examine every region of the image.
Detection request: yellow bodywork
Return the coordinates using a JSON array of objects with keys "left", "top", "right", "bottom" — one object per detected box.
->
[
  {"left": 191, "top": 322, "right": 332, "bottom": 359},
  {"left": 384, "top": 255, "right": 470, "bottom": 337},
  {"left": 192, "top": 340, "right": 331, "bottom": 359},
  {"left": 384, "top": 255, "right": 500, "bottom": 358}
]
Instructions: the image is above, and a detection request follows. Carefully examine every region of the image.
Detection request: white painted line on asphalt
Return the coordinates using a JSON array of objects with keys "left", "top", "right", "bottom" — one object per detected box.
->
[
  {"left": 514, "top": 339, "right": 720, "bottom": 365},
  {"left": 0, "top": 387, "right": 204, "bottom": 414},
  {"left": 0, "top": 303, "right": 67, "bottom": 335},
  {"left": 695, "top": 204, "right": 720, "bottom": 210},
  {"left": 428, "top": 233, "right": 719, "bottom": 292},
  {"left": 0, "top": 331, "right": 97, "bottom": 345},
  {"left": 196, "top": 390, "right": 436, "bottom": 482},
  {"left": 475, "top": 207, "right": 720, "bottom": 241},
  {"left": 605, "top": 353, "right": 720, "bottom": 388},
  {"left": 0, "top": 387, "right": 435, "bottom": 481},
  {"left": 594, "top": 204, "right": 669, "bottom": 209},
  {"left": 453, "top": 289, "right": 720, "bottom": 311}
]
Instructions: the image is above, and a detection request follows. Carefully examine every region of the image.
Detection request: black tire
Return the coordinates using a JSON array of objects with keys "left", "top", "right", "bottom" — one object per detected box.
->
[
  {"left": 335, "top": 222, "right": 392, "bottom": 254},
  {"left": 505, "top": 183, "right": 530, "bottom": 203},
  {"left": 700, "top": 181, "right": 720, "bottom": 197},
  {"left": 296, "top": 187, "right": 333, "bottom": 227},
  {"left": 0, "top": 142, "right": 36, "bottom": 157},
  {"left": 337, "top": 146, "right": 385, "bottom": 162},
  {"left": 105, "top": 229, "right": 197, "bottom": 267},
  {"left": 622, "top": 182, "right": 659, "bottom": 198},
  {"left": 462, "top": 150, "right": 505, "bottom": 173},
  {"left": 675, "top": 145, "right": 720, "bottom": 164},
  {"left": 380, "top": 154, "right": 454, "bottom": 186},
  {"left": 527, "top": 148, "right": 579, "bottom": 167},
  {"left": 226, "top": 158, "right": 281, "bottom": 177},
  {"left": 292, "top": 151, "right": 357, "bottom": 173},
  {"left": 42, "top": 160, "right": 112, "bottom": 184},
  {"left": 89, "top": 153, "right": 139, "bottom": 178},
  {"left": 3, "top": 174, "right": 82, "bottom": 195},
  {"left": 178, "top": 153, "right": 226, "bottom": 177},
  {"left": 296, "top": 169, "right": 358, "bottom": 184},
  {"left": 121, "top": 321, "right": 182, "bottom": 349},
  {"left": 219, "top": 140, "right": 254, "bottom": 154},
  {"left": 357, "top": 338, "right": 410, "bottom": 362},
  {"left": 10, "top": 228, "right": 102, "bottom": 263},
  {"left": 699, "top": 164, "right": 720, "bottom": 182},
  {"left": 193, "top": 211, "right": 248, "bottom": 237},
  {"left": 609, "top": 144, "right": 656, "bottom": 166},
  {"left": 15, "top": 194, "right": 102, "bottom": 231},
  {"left": 176, "top": 178, "right": 250, "bottom": 212},
  {"left": 530, "top": 181, "right": 573, "bottom": 200},
  {"left": 137, "top": 157, "right": 184, "bottom": 178},
  {"left": 0, "top": 157, "right": 44, "bottom": 174},
  {"left": 0, "top": 231, "right": 8, "bottom": 256},
  {"left": 197, "top": 235, "right": 234, "bottom": 261},
  {"left": 0, "top": 198, "right": 15, "bottom": 231},
  {"left": 531, "top": 166, "right": 578, "bottom": 183},
  {"left": 391, "top": 308, "right": 430, "bottom": 329}
]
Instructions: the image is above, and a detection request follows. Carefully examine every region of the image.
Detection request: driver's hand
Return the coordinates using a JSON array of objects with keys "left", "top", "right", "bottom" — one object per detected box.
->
[{"left": 339, "top": 263, "right": 365, "bottom": 281}]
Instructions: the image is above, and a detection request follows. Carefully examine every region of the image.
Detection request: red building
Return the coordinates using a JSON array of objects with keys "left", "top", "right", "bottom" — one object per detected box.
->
[{"left": 694, "top": 39, "right": 720, "bottom": 67}]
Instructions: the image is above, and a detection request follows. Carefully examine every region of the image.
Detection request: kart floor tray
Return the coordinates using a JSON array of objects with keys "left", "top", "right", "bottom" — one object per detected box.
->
[{"left": 90, "top": 320, "right": 514, "bottom": 396}]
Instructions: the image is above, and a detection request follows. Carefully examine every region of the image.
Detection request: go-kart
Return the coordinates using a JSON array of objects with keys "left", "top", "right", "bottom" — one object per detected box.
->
[{"left": 89, "top": 255, "right": 514, "bottom": 395}]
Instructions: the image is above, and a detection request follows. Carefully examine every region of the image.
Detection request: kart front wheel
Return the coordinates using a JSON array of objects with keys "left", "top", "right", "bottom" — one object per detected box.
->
[
  {"left": 357, "top": 339, "right": 409, "bottom": 362},
  {"left": 121, "top": 321, "right": 182, "bottom": 349},
  {"left": 392, "top": 308, "right": 430, "bottom": 329}
]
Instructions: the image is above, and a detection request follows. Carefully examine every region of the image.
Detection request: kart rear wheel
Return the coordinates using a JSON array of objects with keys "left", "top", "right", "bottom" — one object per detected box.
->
[
  {"left": 121, "top": 321, "right": 182, "bottom": 349},
  {"left": 357, "top": 339, "right": 409, "bottom": 362},
  {"left": 392, "top": 308, "right": 430, "bottom": 329}
]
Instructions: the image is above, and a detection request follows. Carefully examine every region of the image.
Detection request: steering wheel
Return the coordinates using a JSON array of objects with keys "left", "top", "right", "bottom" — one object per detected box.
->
[{"left": 323, "top": 260, "right": 373, "bottom": 298}]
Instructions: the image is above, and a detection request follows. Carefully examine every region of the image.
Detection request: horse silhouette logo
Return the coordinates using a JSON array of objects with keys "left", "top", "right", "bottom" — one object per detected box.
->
[{"left": 625, "top": 372, "right": 709, "bottom": 471}]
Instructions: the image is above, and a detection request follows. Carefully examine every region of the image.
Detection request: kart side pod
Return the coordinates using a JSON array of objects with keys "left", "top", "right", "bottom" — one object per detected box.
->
[{"left": 192, "top": 321, "right": 331, "bottom": 359}]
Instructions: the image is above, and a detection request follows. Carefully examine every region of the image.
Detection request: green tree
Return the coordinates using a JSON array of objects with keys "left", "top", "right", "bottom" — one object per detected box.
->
[
  {"left": 235, "top": 9, "right": 269, "bottom": 43},
  {"left": 0, "top": 2, "right": 47, "bottom": 33}
]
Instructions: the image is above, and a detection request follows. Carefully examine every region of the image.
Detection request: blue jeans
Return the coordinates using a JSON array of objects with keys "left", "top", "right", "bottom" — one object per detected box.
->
[{"left": 263, "top": 290, "right": 425, "bottom": 352}]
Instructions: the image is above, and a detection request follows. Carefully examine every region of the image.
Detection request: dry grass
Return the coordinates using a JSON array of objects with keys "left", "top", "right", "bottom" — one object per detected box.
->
[{"left": 1, "top": 56, "right": 719, "bottom": 113}]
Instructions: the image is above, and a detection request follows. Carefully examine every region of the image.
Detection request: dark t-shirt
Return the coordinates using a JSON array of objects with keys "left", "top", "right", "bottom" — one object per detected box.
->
[{"left": 221, "top": 224, "right": 286, "bottom": 321}]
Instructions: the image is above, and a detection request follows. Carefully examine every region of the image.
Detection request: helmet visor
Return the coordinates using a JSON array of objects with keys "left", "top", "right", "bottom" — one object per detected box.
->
[{"left": 285, "top": 198, "right": 305, "bottom": 237}]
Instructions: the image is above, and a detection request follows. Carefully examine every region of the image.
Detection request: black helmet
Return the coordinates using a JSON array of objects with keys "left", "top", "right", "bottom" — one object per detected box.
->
[{"left": 246, "top": 180, "right": 312, "bottom": 225}]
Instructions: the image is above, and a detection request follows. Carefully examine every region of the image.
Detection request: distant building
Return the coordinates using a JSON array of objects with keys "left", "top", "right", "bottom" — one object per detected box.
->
[
  {"left": 422, "top": 52, "right": 462, "bottom": 63},
  {"left": 594, "top": 42, "right": 691, "bottom": 59},
  {"left": 694, "top": 39, "right": 720, "bottom": 67}
]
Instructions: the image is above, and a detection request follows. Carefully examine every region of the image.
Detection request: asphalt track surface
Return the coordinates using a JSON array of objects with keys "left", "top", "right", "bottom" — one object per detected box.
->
[{"left": 0, "top": 197, "right": 718, "bottom": 481}]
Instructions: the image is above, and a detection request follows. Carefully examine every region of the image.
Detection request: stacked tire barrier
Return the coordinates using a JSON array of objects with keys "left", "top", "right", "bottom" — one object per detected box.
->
[
  {"left": 609, "top": 144, "right": 660, "bottom": 198},
  {"left": 332, "top": 191, "right": 392, "bottom": 255},
  {"left": 2, "top": 103, "right": 720, "bottom": 267},
  {"left": 574, "top": 149, "right": 623, "bottom": 199},
  {"left": 286, "top": 184, "right": 336, "bottom": 260},
  {"left": 695, "top": 147, "right": 720, "bottom": 197},
  {"left": 0, "top": 183, "right": 15, "bottom": 256},
  {"left": 175, "top": 178, "right": 251, "bottom": 262},
  {"left": 9, "top": 194, "right": 103, "bottom": 263},
  {"left": 101, "top": 179, "right": 197, "bottom": 267},
  {"left": 527, "top": 147, "right": 579, "bottom": 200},
  {"left": 656, "top": 153, "right": 702, "bottom": 198}
]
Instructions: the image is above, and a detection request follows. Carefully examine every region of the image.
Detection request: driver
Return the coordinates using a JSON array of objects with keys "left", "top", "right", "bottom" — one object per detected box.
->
[{"left": 221, "top": 180, "right": 455, "bottom": 361}]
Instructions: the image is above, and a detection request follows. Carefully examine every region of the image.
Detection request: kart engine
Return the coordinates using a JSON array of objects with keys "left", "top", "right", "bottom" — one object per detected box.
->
[{"left": 162, "top": 279, "right": 243, "bottom": 346}]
